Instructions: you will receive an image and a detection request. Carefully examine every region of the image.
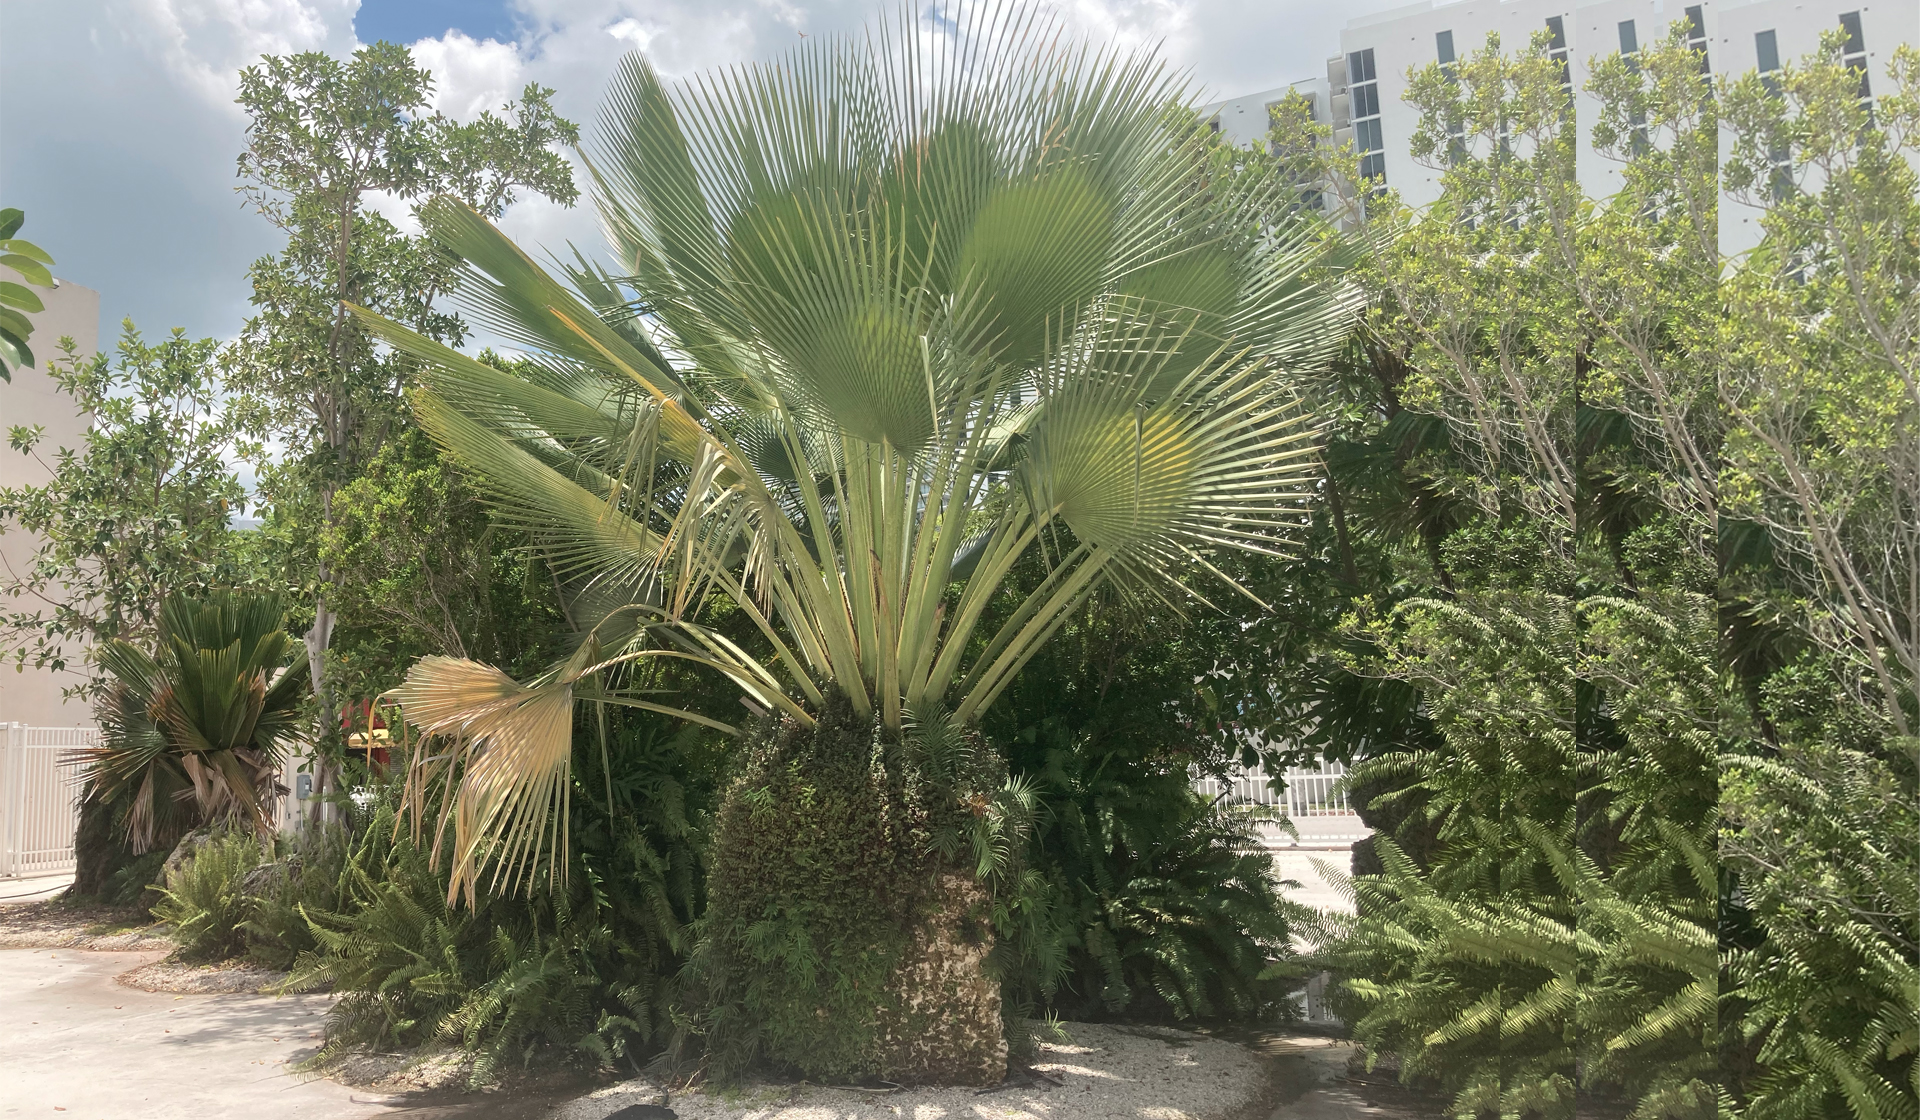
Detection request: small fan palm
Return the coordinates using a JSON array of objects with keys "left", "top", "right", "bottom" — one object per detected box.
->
[
  {"left": 359, "top": 3, "right": 1358, "bottom": 899},
  {"left": 82, "top": 591, "right": 311, "bottom": 852}
]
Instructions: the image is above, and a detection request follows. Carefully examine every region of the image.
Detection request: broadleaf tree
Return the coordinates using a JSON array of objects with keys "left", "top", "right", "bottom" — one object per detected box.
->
[{"left": 225, "top": 41, "right": 579, "bottom": 785}]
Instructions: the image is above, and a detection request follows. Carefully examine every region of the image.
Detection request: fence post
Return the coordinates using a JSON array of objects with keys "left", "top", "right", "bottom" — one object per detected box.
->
[{"left": 1, "top": 723, "right": 22, "bottom": 877}]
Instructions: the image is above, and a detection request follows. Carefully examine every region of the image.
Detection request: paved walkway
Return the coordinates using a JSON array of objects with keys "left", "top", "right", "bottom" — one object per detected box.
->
[
  {"left": 0, "top": 873, "right": 75, "bottom": 903},
  {"left": 1270, "top": 849, "right": 1353, "bottom": 915},
  {"left": 0, "top": 948, "right": 397, "bottom": 1120}
]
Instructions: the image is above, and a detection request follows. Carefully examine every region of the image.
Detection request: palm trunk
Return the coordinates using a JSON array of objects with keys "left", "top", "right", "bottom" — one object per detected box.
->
[{"left": 700, "top": 695, "right": 1006, "bottom": 1086}]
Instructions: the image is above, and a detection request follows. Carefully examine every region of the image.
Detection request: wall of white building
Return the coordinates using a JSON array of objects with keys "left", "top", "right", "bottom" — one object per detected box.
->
[
  {"left": 1213, "top": 0, "right": 1915, "bottom": 249},
  {"left": 0, "top": 274, "right": 100, "bottom": 728},
  {"left": 1200, "top": 76, "right": 1332, "bottom": 149},
  {"left": 1716, "top": 0, "right": 1917, "bottom": 256}
]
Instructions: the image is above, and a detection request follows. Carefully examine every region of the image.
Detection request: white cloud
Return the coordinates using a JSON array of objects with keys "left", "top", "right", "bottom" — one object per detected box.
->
[
  {"left": 107, "top": 0, "right": 357, "bottom": 111},
  {"left": 409, "top": 30, "right": 528, "bottom": 120},
  {"left": 3, "top": 0, "right": 1406, "bottom": 353}
]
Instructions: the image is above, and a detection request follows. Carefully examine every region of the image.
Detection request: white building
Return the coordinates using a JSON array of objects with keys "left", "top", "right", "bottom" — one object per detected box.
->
[
  {"left": 1201, "top": 76, "right": 1332, "bottom": 149},
  {"left": 1209, "top": 0, "right": 1916, "bottom": 251},
  {"left": 1715, "top": 0, "right": 1917, "bottom": 254},
  {"left": 0, "top": 274, "right": 100, "bottom": 728}
]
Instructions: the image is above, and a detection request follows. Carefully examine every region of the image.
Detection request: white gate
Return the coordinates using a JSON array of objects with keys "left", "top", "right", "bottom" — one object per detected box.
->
[{"left": 0, "top": 724, "right": 96, "bottom": 878}]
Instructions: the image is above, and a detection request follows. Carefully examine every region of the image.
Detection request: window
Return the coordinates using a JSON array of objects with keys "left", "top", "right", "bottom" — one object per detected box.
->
[
  {"left": 1684, "top": 6, "right": 1709, "bottom": 73},
  {"left": 1436, "top": 31, "right": 1465, "bottom": 163},
  {"left": 1754, "top": 31, "right": 1790, "bottom": 198},
  {"left": 1545, "top": 16, "right": 1571, "bottom": 94},
  {"left": 1348, "top": 48, "right": 1386, "bottom": 184},
  {"left": 1620, "top": 20, "right": 1646, "bottom": 150},
  {"left": 1840, "top": 11, "right": 1872, "bottom": 101}
]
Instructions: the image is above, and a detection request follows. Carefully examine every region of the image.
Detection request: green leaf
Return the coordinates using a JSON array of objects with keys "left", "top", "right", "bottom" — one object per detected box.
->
[
  {"left": 0, "top": 281, "right": 45, "bottom": 314},
  {"left": 0, "top": 238, "right": 54, "bottom": 266},
  {"left": 0, "top": 254, "right": 53, "bottom": 288},
  {"left": 0, "top": 306, "right": 34, "bottom": 341},
  {"left": 0, "top": 209, "right": 22, "bottom": 240},
  {"left": 0, "top": 324, "right": 31, "bottom": 374}
]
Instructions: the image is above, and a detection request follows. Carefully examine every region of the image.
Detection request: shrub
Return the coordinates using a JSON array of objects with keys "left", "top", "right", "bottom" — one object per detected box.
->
[
  {"left": 241, "top": 824, "right": 354, "bottom": 969},
  {"left": 290, "top": 710, "right": 710, "bottom": 1085},
  {"left": 151, "top": 830, "right": 264, "bottom": 960},
  {"left": 994, "top": 740, "right": 1300, "bottom": 1025}
]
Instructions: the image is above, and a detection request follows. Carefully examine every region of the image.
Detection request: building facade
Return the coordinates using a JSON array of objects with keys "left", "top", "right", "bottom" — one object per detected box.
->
[
  {"left": 0, "top": 275, "right": 100, "bottom": 728},
  {"left": 1715, "top": 0, "right": 1915, "bottom": 253},
  {"left": 1207, "top": 0, "right": 1916, "bottom": 254}
]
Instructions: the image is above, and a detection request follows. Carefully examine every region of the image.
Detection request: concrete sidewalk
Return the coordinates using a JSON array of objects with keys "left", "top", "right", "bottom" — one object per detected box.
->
[
  {"left": 0, "top": 873, "right": 75, "bottom": 903},
  {"left": 0, "top": 948, "right": 398, "bottom": 1119}
]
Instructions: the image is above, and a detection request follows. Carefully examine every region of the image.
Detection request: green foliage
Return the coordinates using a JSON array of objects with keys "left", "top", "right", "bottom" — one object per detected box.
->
[
  {"left": 1720, "top": 658, "right": 1918, "bottom": 1120},
  {"left": 320, "top": 424, "right": 569, "bottom": 700},
  {"left": 1320, "top": 587, "right": 1584, "bottom": 1114},
  {"left": 1266, "top": 20, "right": 1726, "bottom": 1120},
  {"left": 696, "top": 694, "right": 1001, "bottom": 1082},
  {"left": 289, "top": 707, "right": 711, "bottom": 1083},
  {"left": 979, "top": 572, "right": 1303, "bottom": 1025},
  {"left": 83, "top": 591, "right": 310, "bottom": 853},
  {"left": 995, "top": 740, "right": 1299, "bottom": 1024},
  {"left": 241, "top": 825, "right": 354, "bottom": 969},
  {"left": 153, "top": 830, "right": 265, "bottom": 961},
  {"left": 0, "top": 206, "right": 56, "bottom": 378},
  {"left": 225, "top": 37, "right": 579, "bottom": 755},
  {"left": 1713, "top": 34, "right": 1920, "bottom": 1120},
  {"left": 0, "top": 324, "right": 251, "bottom": 689}
]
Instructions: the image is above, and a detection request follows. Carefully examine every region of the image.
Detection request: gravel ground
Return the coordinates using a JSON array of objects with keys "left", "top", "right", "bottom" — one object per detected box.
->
[
  {"left": 118, "top": 955, "right": 294, "bottom": 994},
  {"left": 550, "top": 1023, "right": 1268, "bottom": 1120},
  {"left": 0, "top": 897, "right": 173, "bottom": 950}
]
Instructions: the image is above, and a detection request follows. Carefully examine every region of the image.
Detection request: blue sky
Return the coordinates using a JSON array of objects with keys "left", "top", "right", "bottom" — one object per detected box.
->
[
  {"left": 1, "top": 0, "right": 1400, "bottom": 354},
  {"left": 355, "top": 0, "right": 519, "bottom": 47}
]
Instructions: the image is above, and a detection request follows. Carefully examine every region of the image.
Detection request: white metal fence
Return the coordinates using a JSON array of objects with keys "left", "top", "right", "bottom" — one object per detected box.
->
[
  {"left": 1192, "top": 761, "right": 1370, "bottom": 847},
  {"left": 0, "top": 724, "right": 96, "bottom": 878},
  {"left": 1192, "top": 761, "right": 1352, "bottom": 816}
]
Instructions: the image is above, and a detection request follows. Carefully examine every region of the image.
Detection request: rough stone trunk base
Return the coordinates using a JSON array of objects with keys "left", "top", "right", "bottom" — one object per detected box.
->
[{"left": 871, "top": 872, "right": 1007, "bottom": 1086}]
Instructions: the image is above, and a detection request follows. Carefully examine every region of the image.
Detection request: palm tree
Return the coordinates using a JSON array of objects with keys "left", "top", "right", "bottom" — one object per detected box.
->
[
  {"left": 82, "top": 591, "right": 311, "bottom": 853},
  {"left": 359, "top": 3, "right": 1356, "bottom": 1081}
]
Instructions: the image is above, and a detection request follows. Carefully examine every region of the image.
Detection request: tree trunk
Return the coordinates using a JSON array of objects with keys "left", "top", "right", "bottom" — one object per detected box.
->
[
  {"left": 303, "top": 594, "right": 336, "bottom": 827},
  {"left": 870, "top": 870, "right": 1006, "bottom": 1083}
]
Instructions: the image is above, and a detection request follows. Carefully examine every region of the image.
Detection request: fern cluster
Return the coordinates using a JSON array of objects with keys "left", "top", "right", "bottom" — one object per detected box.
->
[
  {"left": 152, "top": 829, "right": 267, "bottom": 961},
  {"left": 992, "top": 737, "right": 1302, "bottom": 1025},
  {"left": 1311, "top": 524, "right": 1721, "bottom": 1119},
  {"left": 287, "top": 710, "right": 711, "bottom": 1085},
  {"left": 1719, "top": 657, "right": 1919, "bottom": 1120}
]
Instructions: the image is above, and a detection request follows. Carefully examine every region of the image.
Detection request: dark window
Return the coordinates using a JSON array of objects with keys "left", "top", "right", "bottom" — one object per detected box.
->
[
  {"left": 1619, "top": 19, "right": 1638, "bottom": 55},
  {"left": 1685, "top": 6, "right": 1710, "bottom": 72},
  {"left": 1352, "top": 83, "right": 1379, "bottom": 118},
  {"left": 1436, "top": 30, "right": 1455, "bottom": 66},
  {"left": 1839, "top": 11, "right": 1865, "bottom": 55},
  {"left": 1840, "top": 12, "right": 1872, "bottom": 100},
  {"left": 1545, "top": 16, "right": 1572, "bottom": 93},
  {"left": 1755, "top": 29, "right": 1780, "bottom": 74},
  {"left": 1348, "top": 49, "right": 1377, "bottom": 84},
  {"left": 1346, "top": 48, "right": 1386, "bottom": 188}
]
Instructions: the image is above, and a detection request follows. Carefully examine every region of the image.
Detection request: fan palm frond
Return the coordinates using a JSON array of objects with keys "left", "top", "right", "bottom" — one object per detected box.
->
[{"left": 365, "top": 2, "right": 1358, "bottom": 899}]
